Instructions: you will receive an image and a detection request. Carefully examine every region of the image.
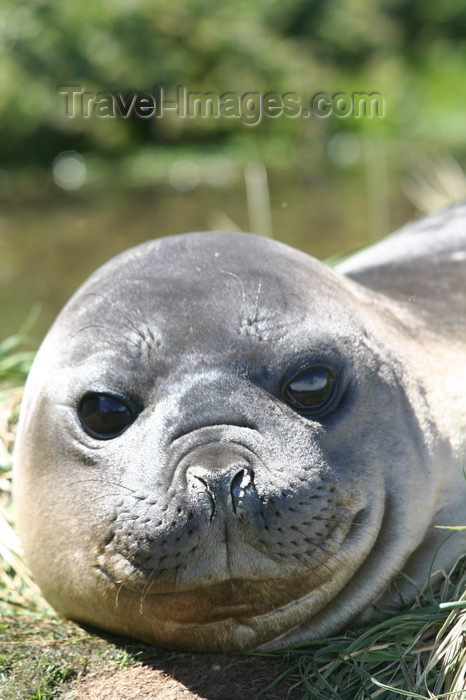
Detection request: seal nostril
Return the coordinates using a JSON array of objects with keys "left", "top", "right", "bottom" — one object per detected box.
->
[
  {"left": 231, "top": 467, "right": 253, "bottom": 496},
  {"left": 231, "top": 467, "right": 255, "bottom": 517},
  {"left": 187, "top": 472, "right": 215, "bottom": 520}
]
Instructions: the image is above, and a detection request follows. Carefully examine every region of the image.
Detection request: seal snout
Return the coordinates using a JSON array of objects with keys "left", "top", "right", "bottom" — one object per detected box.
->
[{"left": 185, "top": 443, "right": 257, "bottom": 520}]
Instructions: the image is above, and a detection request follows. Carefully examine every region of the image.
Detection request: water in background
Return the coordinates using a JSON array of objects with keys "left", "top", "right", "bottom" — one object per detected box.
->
[{"left": 0, "top": 172, "right": 415, "bottom": 345}]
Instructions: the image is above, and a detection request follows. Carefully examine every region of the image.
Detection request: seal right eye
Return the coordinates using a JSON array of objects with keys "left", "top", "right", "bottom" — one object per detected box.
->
[{"left": 78, "top": 392, "right": 134, "bottom": 439}]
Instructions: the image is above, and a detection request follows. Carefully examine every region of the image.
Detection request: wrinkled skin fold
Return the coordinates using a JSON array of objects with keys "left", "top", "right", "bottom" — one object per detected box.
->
[{"left": 14, "top": 203, "right": 466, "bottom": 652}]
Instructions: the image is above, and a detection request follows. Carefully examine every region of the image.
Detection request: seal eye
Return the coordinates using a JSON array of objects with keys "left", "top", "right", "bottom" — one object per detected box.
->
[
  {"left": 78, "top": 392, "right": 134, "bottom": 439},
  {"left": 282, "top": 366, "right": 335, "bottom": 415}
]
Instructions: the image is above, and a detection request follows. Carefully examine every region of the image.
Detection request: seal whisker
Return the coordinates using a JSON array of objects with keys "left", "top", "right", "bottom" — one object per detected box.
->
[
  {"left": 79, "top": 292, "right": 149, "bottom": 343},
  {"left": 87, "top": 521, "right": 120, "bottom": 546},
  {"left": 65, "top": 478, "right": 136, "bottom": 493},
  {"left": 290, "top": 551, "right": 335, "bottom": 576},
  {"left": 71, "top": 323, "right": 142, "bottom": 350},
  {"left": 220, "top": 269, "right": 247, "bottom": 329},
  {"left": 250, "top": 277, "right": 262, "bottom": 325},
  {"left": 115, "top": 581, "right": 125, "bottom": 608},
  {"left": 313, "top": 538, "right": 367, "bottom": 571},
  {"left": 294, "top": 537, "right": 358, "bottom": 574},
  {"left": 88, "top": 493, "right": 135, "bottom": 503},
  {"left": 138, "top": 568, "right": 170, "bottom": 613},
  {"left": 305, "top": 516, "right": 364, "bottom": 527}
]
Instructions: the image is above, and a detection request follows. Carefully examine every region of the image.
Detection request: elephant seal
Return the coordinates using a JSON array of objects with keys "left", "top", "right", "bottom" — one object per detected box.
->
[{"left": 13, "top": 202, "right": 466, "bottom": 652}]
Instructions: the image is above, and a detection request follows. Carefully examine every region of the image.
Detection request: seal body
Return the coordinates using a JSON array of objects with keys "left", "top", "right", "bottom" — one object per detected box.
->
[{"left": 14, "top": 203, "right": 466, "bottom": 652}]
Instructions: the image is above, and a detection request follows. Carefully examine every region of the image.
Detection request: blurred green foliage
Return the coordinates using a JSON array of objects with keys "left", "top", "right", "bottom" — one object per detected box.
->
[{"left": 0, "top": 0, "right": 465, "bottom": 187}]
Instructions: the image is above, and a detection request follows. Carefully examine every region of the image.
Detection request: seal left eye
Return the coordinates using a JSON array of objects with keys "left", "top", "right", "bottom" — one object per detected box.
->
[
  {"left": 78, "top": 393, "right": 134, "bottom": 439},
  {"left": 282, "top": 366, "right": 336, "bottom": 415}
]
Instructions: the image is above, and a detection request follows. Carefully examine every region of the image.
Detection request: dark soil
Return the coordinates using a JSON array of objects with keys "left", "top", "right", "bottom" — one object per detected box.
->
[
  {"left": 1, "top": 614, "right": 302, "bottom": 699},
  {"left": 60, "top": 652, "right": 302, "bottom": 699}
]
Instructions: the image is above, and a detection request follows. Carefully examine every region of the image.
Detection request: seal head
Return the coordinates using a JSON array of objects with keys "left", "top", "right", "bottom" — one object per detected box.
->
[{"left": 14, "top": 208, "right": 466, "bottom": 652}]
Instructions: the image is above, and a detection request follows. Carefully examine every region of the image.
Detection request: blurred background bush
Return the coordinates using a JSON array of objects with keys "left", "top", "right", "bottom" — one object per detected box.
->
[{"left": 1, "top": 0, "right": 466, "bottom": 340}]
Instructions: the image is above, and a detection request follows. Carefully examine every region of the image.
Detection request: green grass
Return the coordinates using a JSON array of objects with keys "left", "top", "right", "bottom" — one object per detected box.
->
[
  {"left": 257, "top": 570, "right": 466, "bottom": 699},
  {"left": 1, "top": 336, "right": 465, "bottom": 699},
  {"left": 0, "top": 615, "right": 140, "bottom": 700}
]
